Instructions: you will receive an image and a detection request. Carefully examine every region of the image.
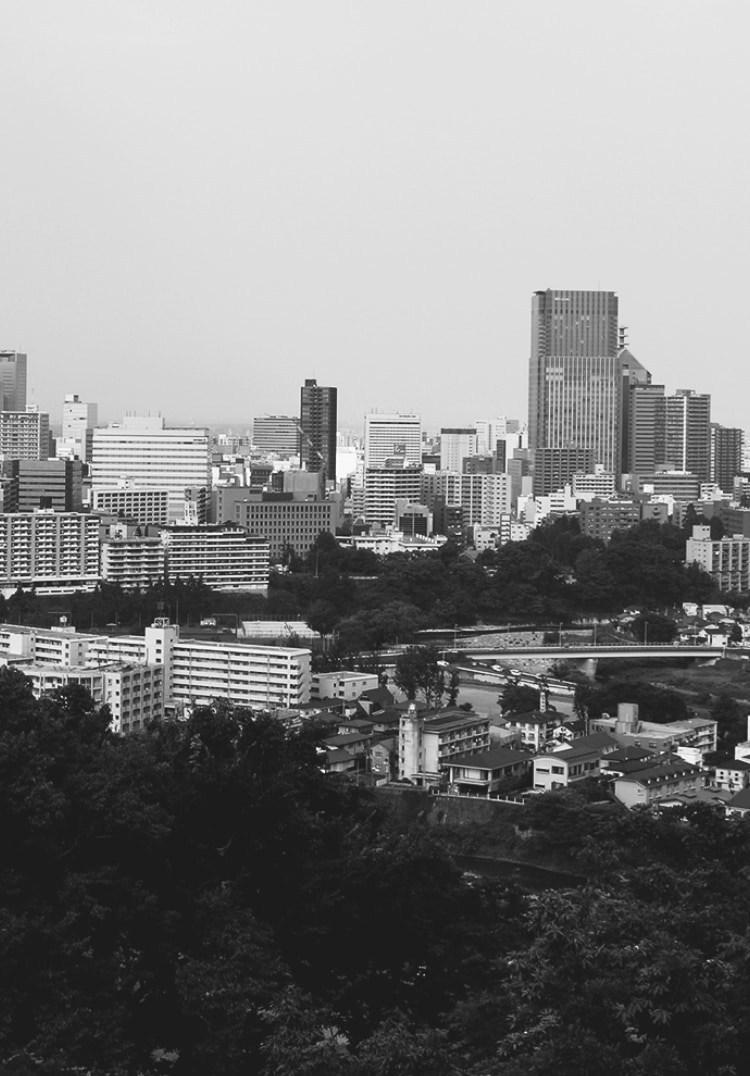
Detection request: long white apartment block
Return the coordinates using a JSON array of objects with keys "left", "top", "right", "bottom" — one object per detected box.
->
[
  {"left": 88, "top": 620, "right": 311, "bottom": 711},
  {"left": 0, "top": 619, "right": 312, "bottom": 720},
  {"left": 0, "top": 512, "right": 101, "bottom": 595},
  {"left": 100, "top": 524, "right": 269, "bottom": 591},
  {"left": 18, "top": 662, "right": 164, "bottom": 734},
  {"left": 91, "top": 416, "right": 211, "bottom": 522},
  {"left": 160, "top": 524, "right": 269, "bottom": 591}
]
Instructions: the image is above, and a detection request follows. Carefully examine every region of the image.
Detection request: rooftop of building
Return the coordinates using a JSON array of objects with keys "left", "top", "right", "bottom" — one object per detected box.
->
[
  {"left": 448, "top": 747, "right": 532, "bottom": 770},
  {"left": 615, "top": 758, "right": 701, "bottom": 785}
]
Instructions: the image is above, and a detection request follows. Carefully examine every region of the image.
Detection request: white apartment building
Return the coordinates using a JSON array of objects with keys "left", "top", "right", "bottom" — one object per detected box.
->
[
  {"left": 0, "top": 512, "right": 101, "bottom": 595},
  {"left": 160, "top": 525, "right": 269, "bottom": 591},
  {"left": 0, "top": 407, "right": 50, "bottom": 461},
  {"left": 91, "top": 416, "right": 211, "bottom": 522},
  {"left": 572, "top": 464, "right": 617, "bottom": 501},
  {"left": 0, "top": 623, "right": 97, "bottom": 665},
  {"left": 0, "top": 619, "right": 310, "bottom": 722},
  {"left": 17, "top": 661, "right": 164, "bottom": 734},
  {"left": 363, "top": 465, "right": 423, "bottom": 526},
  {"left": 89, "top": 619, "right": 311, "bottom": 712},
  {"left": 439, "top": 428, "right": 478, "bottom": 473},
  {"left": 685, "top": 525, "right": 750, "bottom": 593},
  {"left": 101, "top": 534, "right": 164, "bottom": 589},
  {"left": 364, "top": 413, "right": 422, "bottom": 469},
  {"left": 459, "top": 473, "right": 512, "bottom": 526}
]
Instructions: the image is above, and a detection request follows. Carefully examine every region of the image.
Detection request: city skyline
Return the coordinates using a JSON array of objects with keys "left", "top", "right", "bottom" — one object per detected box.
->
[{"left": 3, "top": 3, "right": 749, "bottom": 432}]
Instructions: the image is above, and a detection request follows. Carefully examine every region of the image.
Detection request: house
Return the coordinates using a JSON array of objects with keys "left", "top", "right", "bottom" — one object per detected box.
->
[
  {"left": 368, "top": 736, "right": 397, "bottom": 784},
  {"left": 725, "top": 787, "right": 750, "bottom": 818},
  {"left": 532, "top": 733, "right": 618, "bottom": 792},
  {"left": 322, "top": 730, "right": 373, "bottom": 758},
  {"left": 446, "top": 748, "right": 533, "bottom": 797},
  {"left": 709, "top": 756, "right": 750, "bottom": 794},
  {"left": 600, "top": 746, "right": 657, "bottom": 778},
  {"left": 503, "top": 708, "right": 564, "bottom": 751},
  {"left": 613, "top": 758, "right": 703, "bottom": 809},
  {"left": 324, "top": 747, "right": 357, "bottom": 774},
  {"left": 311, "top": 671, "right": 380, "bottom": 702}
]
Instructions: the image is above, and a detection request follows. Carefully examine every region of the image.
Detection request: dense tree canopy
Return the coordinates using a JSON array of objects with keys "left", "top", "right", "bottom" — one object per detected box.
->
[{"left": 3, "top": 671, "right": 750, "bottom": 1072}]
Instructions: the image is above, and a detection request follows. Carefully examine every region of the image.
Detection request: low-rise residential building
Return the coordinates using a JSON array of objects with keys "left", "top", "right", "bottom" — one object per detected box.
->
[
  {"left": 311, "top": 671, "right": 379, "bottom": 702},
  {"left": 590, "top": 702, "right": 717, "bottom": 761},
  {"left": 503, "top": 708, "right": 564, "bottom": 751},
  {"left": 613, "top": 758, "right": 703, "bottom": 809},
  {"left": 532, "top": 733, "right": 618, "bottom": 792},
  {"left": 710, "top": 757, "right": 750, "bottom": 793},
  {"left": 446, "top": 747, "right": 532, "bottom": 796}
]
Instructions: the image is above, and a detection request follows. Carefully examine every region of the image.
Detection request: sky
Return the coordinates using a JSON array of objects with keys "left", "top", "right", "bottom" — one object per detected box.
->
[{"left": 2, "top": 0, "right": 748, "bottom": 433}]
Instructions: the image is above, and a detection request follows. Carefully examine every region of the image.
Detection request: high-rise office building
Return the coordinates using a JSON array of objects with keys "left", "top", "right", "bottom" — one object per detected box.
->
[
  {"left": 655, "top": 389, "right": 711, "bottom": 482},
  {"left": 364, "top": 413, "right": 422, "bottom": 469},
  {"left": 711, "top": 424, "right": 743, "bottom": 493},
  {"left": 4, "top": 458, "right": 83, "bottom": 512},
  {"left": 60, "top": 394, "right": 98, "bottom": 462},
  {"left": 0, "top": 351, "right": 27, "bottom": 412},
  {"left": 299, "top": 379, "right": 337, "bottom": 482},
  {"left": 528, "top": 290, "right": 621, "bottom": 482},
  {"left": 91, "top": 415, "right": 210, "bottom": 522},
  {"left": 253, "top": 415, "right": 299, "bottom": 457},
  {"left": 440, "top": 428, "right": 477, "bottom": 472}
]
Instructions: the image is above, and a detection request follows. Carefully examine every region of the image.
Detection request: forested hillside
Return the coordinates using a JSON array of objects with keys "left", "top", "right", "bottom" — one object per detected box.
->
[{"left": 2, "top": 669, "right": 750, "bottom": 1074}]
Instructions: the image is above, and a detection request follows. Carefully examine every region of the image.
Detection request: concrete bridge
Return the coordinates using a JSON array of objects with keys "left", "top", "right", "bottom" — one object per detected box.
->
[{"left": 459, "top": 643, "right": 739, "bottom": 678}]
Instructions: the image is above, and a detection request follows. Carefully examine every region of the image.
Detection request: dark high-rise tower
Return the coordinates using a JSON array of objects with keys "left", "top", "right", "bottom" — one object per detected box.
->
[
  {"left": 299, "top": 378, "right": 337, "bottom": 482},
  {"left": 529, "top": 291, "right": 621, "bottom": 484},
  {"left": 0, "top": 350, "right": 27, "bottom": 411},
  {"left": 711, "top": 424, "right": 743, "bottom": 493}
]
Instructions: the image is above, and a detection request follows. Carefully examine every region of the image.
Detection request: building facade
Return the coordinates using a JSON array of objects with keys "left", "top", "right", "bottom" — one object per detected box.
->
[
  {"left": 529, "top": 290, "right": 621, "bottom": 477},
  {"left": 0, "top": 407, "right": 50, "bottom": 461},
  {"left": 299, "top": 380, "right": 337, "bottom": 482},
  {"left": 0, "top": 351, "right": 27, "bottom": 411},
  {"left": 252, "top": 415, "right": 299, "bottom": 457},
  {"left": 91, "top": 416, "right": 211, "bottom": 522},
  {"left": 0, "top": 512, "right": 101, "bottom": 594},
  {"left": 364, "top": 413, "right": 422, "bottom": 469},
  {"left": 4, "top": 459, "right": 83, "bottom": 512}
]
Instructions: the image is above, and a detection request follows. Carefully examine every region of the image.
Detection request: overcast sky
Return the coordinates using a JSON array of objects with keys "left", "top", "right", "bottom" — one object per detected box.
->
[{"left": 2, "top": 0, "right": 748, "bottom": 433}]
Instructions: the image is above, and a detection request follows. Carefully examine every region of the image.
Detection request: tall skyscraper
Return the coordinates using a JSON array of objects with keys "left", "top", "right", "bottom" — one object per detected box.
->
[
  {"left": 0, "top": 351, "right": 27, "bottom": 412},
  {"left": 711, "top": 424, "right": 744, "bottom": 493},
  {"left": 299, "top": 379, "right": 337, "bottom": 482},
  {"left": 528, "top": 290, "right": 621, "bottom": 481},
  {"left": 364, "top": 413, "right": 422, "bottom": 469},
  {"left": 656, "top": 389, "right": 711, "bottom": 481}
]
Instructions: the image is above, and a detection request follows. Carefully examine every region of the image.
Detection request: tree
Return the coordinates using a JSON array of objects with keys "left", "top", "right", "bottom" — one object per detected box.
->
[
  {"left": 500, "top": 683, "right": 539, "bottom": 714},
  {"left": 631, "top": 612, "right": 678, "bottom": 644},
  {"left": 393, "top": 646, "right": 447, "bottom": 707}
]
